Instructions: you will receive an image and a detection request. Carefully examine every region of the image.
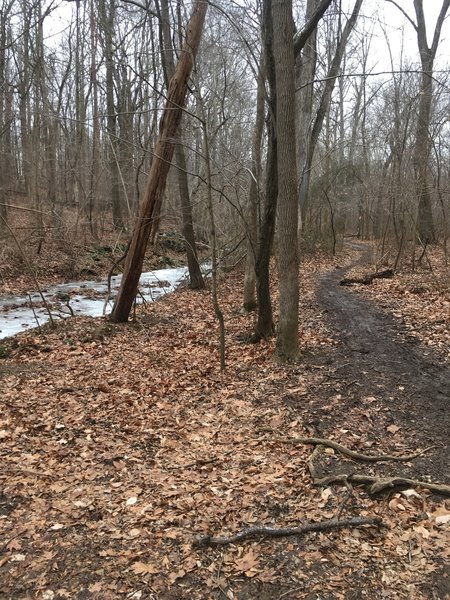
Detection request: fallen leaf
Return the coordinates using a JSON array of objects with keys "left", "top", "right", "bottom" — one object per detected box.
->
[
  {"left": 321, "top": 487, "right": 333, "bottom": 501},
  {"left": 128, "top": 528, "right": 141, "bottom": 538},
  {"left": 131, "top": 562, "right": 159, "bottom": 575},
  {"left": 386, "top": 425, "right": 400, "bottom": 434},
  {"left": 400, "top": 489, "right": 422, "bottom": 499},
  {"left": 233, "top": 549, "right": 260, "bottom": 576},
  {"left": 7, "top": 539, "right": 21, "bottom": 551},
  {"left": 435, "top": 514, "right": 450, "bottom": 525}
]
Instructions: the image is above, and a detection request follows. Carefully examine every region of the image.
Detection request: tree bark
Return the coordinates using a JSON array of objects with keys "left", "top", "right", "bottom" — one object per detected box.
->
[
  {"left": 272, "top": 0, "right": 299, "bottom": 361},
  {"left": 295, "top": 0, "right": 318, "bottom": 239},
  {"left": 100, "top": 0, "right": 123, "bottom": 230},
  {"left": 157, "top": 0, "right": 205, "bottom": 290},
  {"left": 255, "top": 0, "right": 277, "bottom": 340},
  {"left": 110, "top": 0, "right": 208, "bottom": 323},
  {"left": 255, "top": 0, "right": 331, "bottom": 340},
  {"left": 412, "top": 0, "right": 450, "bottom": 244},
  {"left": 243, "top": 62, "right": 265, "bottom": 312}
]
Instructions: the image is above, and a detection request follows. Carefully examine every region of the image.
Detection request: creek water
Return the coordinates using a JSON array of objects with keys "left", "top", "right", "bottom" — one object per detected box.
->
[{"left": 0, "top": 266, "right": 191, "bottom": 340}]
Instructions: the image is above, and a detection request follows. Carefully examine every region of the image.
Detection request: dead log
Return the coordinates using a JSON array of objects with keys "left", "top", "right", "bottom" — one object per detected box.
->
[{"left": 340, "top": 269, "right": 394, "bottom": 286}]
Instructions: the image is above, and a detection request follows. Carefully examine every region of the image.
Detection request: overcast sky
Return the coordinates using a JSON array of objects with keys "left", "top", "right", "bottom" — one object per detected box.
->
[
  {"left": 358, "top": 0, "right": 449, "bottom": 68},
  {"left": 44, "top": 0, "right": 450, "bottom": 71}
]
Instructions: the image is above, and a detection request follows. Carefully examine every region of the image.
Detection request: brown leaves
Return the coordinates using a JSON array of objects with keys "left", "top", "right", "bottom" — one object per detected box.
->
[
  {"left": 233, "top": 549, "right": 260, "bottom": 577},
  {"left": 0, "top": 250, "right": 448, "bottom": 600},
  {"left": 130, "top": 562, "right": 160, "bottom": 575},
  {"left": 386, "top": 424, "right": 400, "bottom": 434}
]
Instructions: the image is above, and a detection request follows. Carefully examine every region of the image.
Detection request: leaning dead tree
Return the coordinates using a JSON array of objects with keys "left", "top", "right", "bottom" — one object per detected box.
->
[{"left": 110, "top": 0, "right": 208, "bottom": 323}]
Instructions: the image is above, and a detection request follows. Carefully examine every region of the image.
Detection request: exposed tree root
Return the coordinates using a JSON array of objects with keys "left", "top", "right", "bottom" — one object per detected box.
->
[
  {"left": 314, "top": 472, "right": 450, "bottom": 496},
  {"left": 306, "top": 445, "right": 450, "bottom": 496},
  {"left": 260, "top": 431, "right": 449, "bottom": 496},
  {"left": 194, "top": 516, "right": 383, "bottom": 547},
  {"left": 259, "top": 428, "right": 435, "bottom": 462}
]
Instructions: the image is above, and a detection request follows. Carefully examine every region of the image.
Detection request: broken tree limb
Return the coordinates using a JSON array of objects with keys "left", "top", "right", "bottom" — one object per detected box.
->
[
  {"left": 340, "top": 269, "right": 394, "bottom": 286},
  {"left": 194, "top": 516, "right": 383, "bottom": 547},
  {"left": 259, "top": 428, "right": 435, "bottom": 463}
]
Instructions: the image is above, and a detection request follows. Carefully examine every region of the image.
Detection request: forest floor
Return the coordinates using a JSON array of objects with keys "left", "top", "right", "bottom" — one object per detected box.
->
[{"left": 0, "top": 243, "right": 449, "bottom": 600}]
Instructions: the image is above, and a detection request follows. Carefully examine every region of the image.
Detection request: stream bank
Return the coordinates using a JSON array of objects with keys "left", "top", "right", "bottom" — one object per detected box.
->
[{"left": 0, "top": 265, "right": 190, "bottom": 340}]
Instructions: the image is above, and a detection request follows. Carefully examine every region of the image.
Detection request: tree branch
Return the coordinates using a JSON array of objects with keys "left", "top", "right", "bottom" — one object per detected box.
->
[
  {"left": 431, "top": 0, "right": 450, "bottom": 57},
  {"left": 293, "top": 0, "right": 334, "bottom": 59},
  {"left": 120, "top": 0, "right": 158, "bottom": 18},
  {"left": 195, "top": 517, "right": 383, "bottom": 546},
  {"left": 385, "top": 0, "right": 418, "bottom": 32}
]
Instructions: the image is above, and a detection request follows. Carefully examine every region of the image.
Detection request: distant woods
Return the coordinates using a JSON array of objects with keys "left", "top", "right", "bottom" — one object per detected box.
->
[{"left": 0, "top": 0, "right": 449, "bottom": 351}]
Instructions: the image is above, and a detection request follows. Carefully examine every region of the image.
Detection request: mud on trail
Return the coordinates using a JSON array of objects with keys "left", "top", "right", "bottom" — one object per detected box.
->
[{"left": 308, "top": 242, "right": 449, "bottom": 484}]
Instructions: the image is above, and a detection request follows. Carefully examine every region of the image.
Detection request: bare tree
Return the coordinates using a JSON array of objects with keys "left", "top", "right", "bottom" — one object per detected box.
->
[
  {"left": 298, "top": 0, "right": 363, "bottom": 225},
  {"left": 411, "top": 0, "right": 449, "bottom": 243},
  {"left": 110, "top": 0, "right": 208, "bottom": 323},
  {"left": 156, "top": 0, "right": 204, "bottom": 289}
]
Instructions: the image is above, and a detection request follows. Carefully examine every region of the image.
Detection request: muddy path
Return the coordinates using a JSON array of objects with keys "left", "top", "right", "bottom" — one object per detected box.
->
[{"left": 304, "top": 242, "right": 449, "bottom": 484}]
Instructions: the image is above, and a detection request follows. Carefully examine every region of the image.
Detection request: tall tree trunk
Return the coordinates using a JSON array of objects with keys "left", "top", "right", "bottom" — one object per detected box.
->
[
  {"left": 18, "top": 1, "right": 32, "bottom": 201},
  {"left": 157, "top": 0, "right": 204, "bottom": 289},
  {"left": 243, "top": 61, "right": 265, "bottom": 312},
  {"left": 295, "top": 0, "right": 318, "bottom": 238},
  {"left": 100, "top": 0, "right": 123, "bottom": 230},
  {"left": 254, "top": 0, "right": 332, "bottom": 340},
  {"left": 0, "top": 2, "right": 14, "bottom": 228},
  {"left": 272, "top": 0, "right": 299, "bottom": 361},
  {"left": 88, "top": 0, "right": 100, "bottom": 238},
  {"left": 412, "top": 0, "right": 450, "bottom": 244},
  {"left": 110, "top": 0, "right": 208, "bottom": 323},
  {"left": 255, "top": 0, "right": 278, "bottom": 340}
]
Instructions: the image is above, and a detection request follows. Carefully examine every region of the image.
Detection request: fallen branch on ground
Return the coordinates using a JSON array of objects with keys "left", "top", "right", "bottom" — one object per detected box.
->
[
  {"left": 259, "top": 428, "right": 435, "bottom": 462},
  {"left": 194, "top": 516, "right": 383, "bottom": 547},
  {"left": 340, "top": 269, "right": 394, "bottom": 286}
]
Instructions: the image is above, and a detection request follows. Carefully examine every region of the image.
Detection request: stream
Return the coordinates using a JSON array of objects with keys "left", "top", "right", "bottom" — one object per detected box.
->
[{"left": 0, "top": 265, "right": 192, "bottom": 340}]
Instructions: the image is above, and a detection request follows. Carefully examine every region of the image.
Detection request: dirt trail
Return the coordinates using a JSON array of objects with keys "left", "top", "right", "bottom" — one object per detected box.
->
[{"left": 310, "top": 242, "right": 449, "bottom": 483}]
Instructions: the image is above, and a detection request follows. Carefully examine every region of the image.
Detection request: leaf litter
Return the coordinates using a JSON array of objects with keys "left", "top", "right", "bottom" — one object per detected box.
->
[{"left": 0, "top": 247, "right": 448, "bottom": 599}]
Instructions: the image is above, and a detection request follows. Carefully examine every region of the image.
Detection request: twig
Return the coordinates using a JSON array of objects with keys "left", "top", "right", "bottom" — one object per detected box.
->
[
  {"left": 0, "top": 529, "right": 29, "bottom": 552},
  {"left": 340, "top": 269, "right": 395, "bottom": 286},
  {"left": 306, "top": 441, "right": 450, "bottom": 496},
  {"left": 259, "top": 428, "right": 436, "bottom": 463},
  {"left": 334, "top": 479, "right": 354, "bottom": 520},
  {"left": 194, "top": 516, "right": 383, "bottom": 547},
  {"left": 0, "top": 468, "right": 57, "bottom": 479},
  {"left": 103, "top": 241, "right": 131, "bottom": 315},
  {"left": 28, "top": 293, "right": 42, "bottom": 333},
  {"left": 1, "top": 214, "right": 54, "bottom": 328}
]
